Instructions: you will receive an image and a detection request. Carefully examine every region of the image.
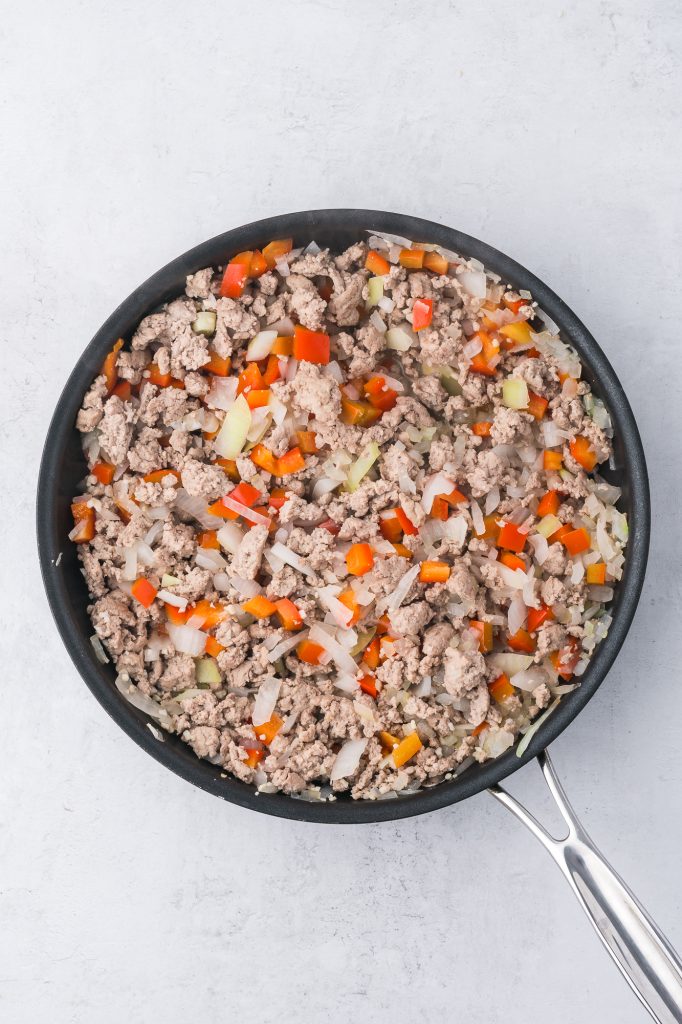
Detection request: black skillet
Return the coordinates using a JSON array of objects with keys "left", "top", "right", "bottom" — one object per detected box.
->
[{"left": 37, "top": 211, "right": 682, "bottom": 1021}]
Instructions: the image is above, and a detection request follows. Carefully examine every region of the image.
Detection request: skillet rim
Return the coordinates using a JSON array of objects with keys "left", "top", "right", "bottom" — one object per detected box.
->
[{"left": 36, "top": 209, "right": 650, "bottom": 823}]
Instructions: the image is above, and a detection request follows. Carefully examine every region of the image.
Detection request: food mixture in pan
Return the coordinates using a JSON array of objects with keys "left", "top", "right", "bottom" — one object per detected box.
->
[{"left": 71, "top": 233, "right": 628, "bottom": 800}]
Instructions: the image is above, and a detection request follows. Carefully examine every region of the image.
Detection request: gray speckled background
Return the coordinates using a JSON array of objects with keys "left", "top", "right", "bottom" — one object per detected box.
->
[{"left": 2, "top": 2, "right": 680, "bottom": 1021}]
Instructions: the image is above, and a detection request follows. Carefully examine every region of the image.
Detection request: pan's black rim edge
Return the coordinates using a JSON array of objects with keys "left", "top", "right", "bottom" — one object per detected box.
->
[{"left": 37, "top": 209, "right": 651, "bottom": 824}]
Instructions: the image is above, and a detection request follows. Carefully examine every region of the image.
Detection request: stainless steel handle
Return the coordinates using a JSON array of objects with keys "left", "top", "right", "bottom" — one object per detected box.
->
[{"left": 489, "top": 752, "right": 682, "bottom": 1023}]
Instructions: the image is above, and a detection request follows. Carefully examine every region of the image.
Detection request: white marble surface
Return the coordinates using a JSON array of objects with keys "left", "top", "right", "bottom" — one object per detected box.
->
[{"left": 2, "top": 1, "right": 681, "bottom": 1021}]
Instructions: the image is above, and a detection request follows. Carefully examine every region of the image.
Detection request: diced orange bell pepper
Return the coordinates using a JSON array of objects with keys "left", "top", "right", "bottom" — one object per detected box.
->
[
  {"left": 393, "top": 732, "right": 422, "bottom": 768},
  {"left": 198, "top": 530, "right": 220, "bottom": 549},
  {"left": 250, "top": 444, "right": 279, "bottom": 474},
  {"left": 489, "top": 673, "right": 515, "bottom": 703},
  {"left": 496, "top": 522, "right": 529, "bottom": 553},
  {"left": 112, "top": 379, "right": 132, "bottom": 401},
  {"left": 293, "top": 325, "right": 330, "bottom": 364},
  {"left": 340, "top": 396, "right": 381, "bottom": 427},
  {"left": 220, "top": 258, "right": 250, "bottom": 299},
  {"left": 297, "top": 639, "right": 325, "bottom": 665},
  {"left": 204, "top": 351, "right": 231, "bottom": 376},
  {"left": 237, "top": 362, "right": 264, "bottom": 395},
  {"left": 586, "top": 562, "right": 607, "bottom": 585},
  {"left": 394, "top": 507, "right": 418, "bottom": 536},
  {"left": 214, "top": 457, "right": 240, "bottom": 481},
  {"left": 271, "top": 335, "right": 293, "bottom": 356},
  {"left": 499, "top": 551, "right": 526, "bottom": 572},
  {"left": 242, "top": 596, "right": 277, "bottom": 619},
  {"left": 188, "top": 599, "right": 229, "bottom": 629},
  {"left": 507, "top": 628, "right": 536, "bottom": 654},
  {"left": 262, "top": 238, "right": 293, "bottom": 270},
  {"left": 101, "top": 338, "right": 124, "bottom": 394},
  {"left": 295, "top": 430, "right": 317, "bottom": 454},
  {"left": 392, "top": 542, "right": 413, "bottom": 559},
  {"left": 346, "top": 543, "right": 374, "bottom": 576},
  {"left": 92, "top": 461, "right": 115, "bottom": 485},
  {"left": 249, "top": 249, "right": 268, "bottom": 278},
  {"left": 207, "top": 498, "right": 238, "bottom": 519},
  {"left": 274, "top": 598, "right": 303, "bottom": 631},
  {"left": 278, "top": 447, "right": 305, "bottom": 476},
  {"left": 550, "top": 638, "right": 580, "bottom": 680},
  {"left": 131, "top": 578, "right": 158, "bottom": 608},
  {"left": 261, "top": 353, "right": 281, "bottom": 386},
  {"left": 527, "top": 391, "right": 549, "bottom": 420},
  {"left": 443, "top": 487, "right": 468, "bottom": 506},
  {"left": 419, "top": 561, "right": 451, "bottom": 583},
  {"left": 165, "top": 603, "right": 188, "bottom": 625},
  {"left": 205, "top": 636, "right": 225, "bottom": 658},
  {"left": 543, "top": 450, "right": 563, "bottom": 472},
  {"left": 472, "top": 421, "right": 492, "bottom": 437},
  {"left": 472, "top": 721, "right": 490, "bottom": 737},
  {"left": 359, "top": 673, "right": 377, "bottom": 698},
  {"left": 399, "top": 248, "right": 424, "bottom": 269},
  {"left": 379, "top": 513, "right": 403, "bottom": 542},
  {"left": 148, "top": 362, "right": 172, "bottom": 388},
  {"left": 527, "top": 604, "right": 554, "bottom": 632},
  {"left": 143, "top": 468, "right": 180, "bottom": 484},
  {"left": 549, "top": 523, "right": 573, "bottom": 544},
  {"left": 561, "top": 527, "right": 591, "bottom": 555},
  {"left": 364, "top": 376, "right": 398, "bottom": 412},
  {"left": 379, "top": 730, "right": 400, "bottom": 755},
  {"left": 71, "top": 501, "right": 96, "bottom": 543},
  {"left": 423, "top": 250, "right": 449, "bottom": 275},
  {"left": 412, "top": 297, "right": 433, "bottom": 332},
  {"left": 469, "top": 352, "right": 497, "bottom": 377},
  {"left": 570, "top": 435, "right": 598, "bottom": 472},
  {"left": 480, "top": 514, "right": 502, "bottom": 541},
  {"left": 470, "top": 620, "right": 493, "bottom": 653},
  {"left": 537, "top": 490, "right": 560, "bottom": 517},
  {"left": 365, "top": 250, "right": 391, "bottom": 276},
  {"left": 375, "top": 613, "right": 391, "bottom": 636},
  {"left": 362, "top": 637, "right": 381, "bottom": 670},
  {"left": 337, "top": 589, "right": 361, "bottom": 625},
  {"left": 430, "top": 496, "right": 449, "bottom": 521},
  {"left": 245, "top": 388, "right": 271, "bottom": 409},
  {"left": 253, "top": 713, "right": 284, "bottom": 745},
  {"left": 242, "top": 746, "right": 264, "bottom": 769}
]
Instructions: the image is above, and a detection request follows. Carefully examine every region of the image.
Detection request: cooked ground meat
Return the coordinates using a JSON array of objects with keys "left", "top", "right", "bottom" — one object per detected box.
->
[{"left": 71, "top": 235, "right": 628, "bottom": 800}]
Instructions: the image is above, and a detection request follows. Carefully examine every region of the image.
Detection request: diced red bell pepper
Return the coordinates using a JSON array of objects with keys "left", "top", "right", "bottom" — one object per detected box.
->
[
  {"left": 430, "top": 496, "right": 449, "bottom": 521},
  {"left": 131, "top": 578, "right": 158, "bottom": 608},
  {"left": 364, "top": 376, "right": 398, "bottom": 412},
  {"left": 412, "top": 297, "right": 433, "bottom": 332},
  {"left": 268, "top": 488, "right": 287, "bottom": 510},
  {"left": 242, "top": 746, "right": 264, "bottom": 769},
  {"left": 112, "top": 379, "right": 132, "bottom": 401},
  {"left": 318, "top": 517, "right": 340, "bottom": 535},
  {"left": 220, "top": 259, "right": 250, "bottom": 299},
  {"left": 379, "top": 512, "right": 403, "bottom": 542},
  {"left": 527, "top": 604, "right": 554, "bottom": 632},
  {"left": 245, "top": 388, "right": 271, "bottom": 409},
  {"left": 297, "top": 639, "right": 325, "bottom": 665},
  {"left": 293, "top": 325, "right": 330, "bottom": 364},
  {"left": 205, "top": 636, "right": 225, "bottom": 658},
  {"left": 362, "top": 637, "right": 381, "bottom": 670},
  {"left": 261, "top": 353, "right": 281, "bottom": 386},
  {"left": 527, "top": 391, "right": 549, "bottom": 420},
  {"left": 252, "top": 713, "right": 284, "bottom": 745},
  {"left": 496, "top": 522, "right": 529, "bottom": 553},
  {"left": 472, "top": 421, "right": 492, "bottom": 437},
  {"left": 551, "top": 638, "right": 580, "bottom": 680},
  {"left": 337, "top": 589, "right": 361, "bottom": 626},
  {"left": 148, "top": 362, "right": 172, "bottom": 388},
  {"left": 230, "top": 481, "right": 262, "bottom": 507},
  {"left": 394, "top": 507, "right": 418, "bottom": 536},
  {"left": 249, "top": 249, "right": 268, "bottom": 278},
  {"left": 237, "top": 362, "right": 264, "bottom": 395},
  {"left": 507, "top": 628, "right": 536, "bottom": 654},
  {"left": 503, "top": 295, "right": 526, "bottom": 315},
  {"left": 359, "top": 673, "right": 377, "bottom": 698},
  {"left": 143, "top": 469, "right": 180, "bottom": 484}
]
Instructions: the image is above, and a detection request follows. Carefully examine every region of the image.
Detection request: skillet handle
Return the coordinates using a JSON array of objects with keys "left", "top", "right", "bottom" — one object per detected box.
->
[{"left": 489, "top": 751, "right": 682, "bottom": 1024}]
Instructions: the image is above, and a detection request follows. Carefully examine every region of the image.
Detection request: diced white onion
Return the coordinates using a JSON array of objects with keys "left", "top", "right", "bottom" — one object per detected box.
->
[
  {"left": 422, "top": 472, "right": 455, "bottom": 514},
  {"left": 386, "top": 564, "right": 420, "bottom": 612},
  {"left": 267, "top": 633, "right": 304, "bottom": 663},
  {"left": 214, "top": 394, "right": 251, "bottom": 459},
  {"left": 167, "top": 623, "right": 206, "bottom": 657},
  {"left": 246, "top": 331, "right": 278, "bottom": 361},
  {"left": 195, "top": 549, "right": 228, "bottom": 571},
  {"left": 206, "top": 376, "right": 238, "bottom": 411},
  {"left": 90, "top": 634, "right": 109, "bottom": 664},
  {"left": 485, "top": 486, "right": 500, "bottom": 515},
  {"left": 220, "top": 495, "right": 270, "bottom": 525},
  {"left": 217, "top": 522, "right": 244, "bottom": 554},
  {"left": 329, "top": 738, "right": 368, "bottom": 781},
  {"left": 156, "top": 589, "right": 188, "bottom": 609},
  {"left": 457, "top": 269, "right": 487, "bottom": 298},
  {"left": 252, "top": 676, "right": 281, "bottom": 727},
  {"left": 386, "top": 327, "right": 414, "bottom": 351},
  {"left": 270, "top": 541, "right": 315, "bottom": 578},
  {"left": 308, "top": 624, "right": 358, "bottom": 674}
]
